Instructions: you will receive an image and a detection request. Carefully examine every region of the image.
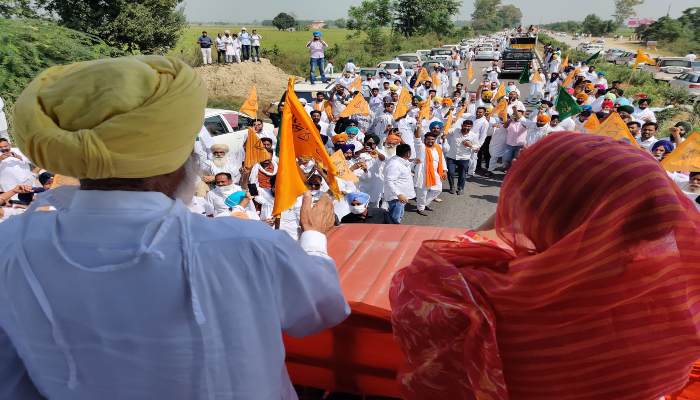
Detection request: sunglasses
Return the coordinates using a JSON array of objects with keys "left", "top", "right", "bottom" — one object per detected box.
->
[{"left": 308, "top": 182, "right": 321, "bottom": 188}]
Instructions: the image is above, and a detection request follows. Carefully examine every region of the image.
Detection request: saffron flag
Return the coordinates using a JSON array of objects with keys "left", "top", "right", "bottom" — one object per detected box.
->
[
  {"left": 492, "top": 98, "right": 508, "bottom": 121},
  {"left": 589, "top": 112, "right": 638, "bottom": 146},
  {"left": 418, "top": 100, "right": 432, "bottom": 120},
  {"left": 431, "top": 72, "right": 440, "bottom": 88},
  {"left": 393, "top": 88, "right": 412, "bottom": 119},
  {"left": 583, "top": 113, "right": 600, "bottom": 131},
  {"left": 330, "top": 150, "right": 359, "bottom": 183},
  {"left": 467, "top": 62, "right": 474, "bottom": 81},
  {"left": 413, "top": 67, "right": 430, "bottom": 88},
  {"left": 443, "top": 112, "right": 455, "bottom": 135},
  {"left": 562, "top": 68, "right": 580, "bottom": 88},
  {"left": 324, "top": 100, "right": 334, "bottom": 121},
  {"left": 633, "top": 49, "right": 655, "bottom": 68},
  {"left": 561, "top": 55, "right": 569, "bottom": 70},
  {"left": 272, "top": 78, "right": 340, "bottom": 215},
  {"left": 555, "top": 85, "right": 582, "bottom": 121},
  {"left": 244, "top": 127, "right": 271, "bottom": 169},
  {"left": 661, "top": 132, "right": 700, "bottom": 172},
  {"left": 338, "top": 93, "right": 370, "bottom": 117},
  {"left": 348, "top": 77, "right": 362, "bottom": 92},
  {"left": 495, "top": 83, "right": 506, "bottom": 101},
  {"left": 239, "top": 85, "right": 258, "bottom": 118},
  {"left": 518, "top": 64, "right": 530, "bottom": 84}
]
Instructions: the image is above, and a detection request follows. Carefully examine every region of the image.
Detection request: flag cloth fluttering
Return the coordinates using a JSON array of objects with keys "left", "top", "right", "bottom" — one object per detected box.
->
[
  {"left": 661, "top": 132, "right": 700, "bottom": 172},
  {"left": 554, "top": 86, "right": 582, "bottom": 121},
  {"left": 239, "top": 85, "right": 258, "bottom": 118},
  {"left": 338, "top": 93, "right": 370, "bottom": 117},
  {"left": 244, "top": 128, "right": 271, "bottom": 169},
  {"left": 589, "top": 112, "right": 638, "bottom": 146},
  {"left": 518, "top": 63, "right": 530, "bottom": 84}
]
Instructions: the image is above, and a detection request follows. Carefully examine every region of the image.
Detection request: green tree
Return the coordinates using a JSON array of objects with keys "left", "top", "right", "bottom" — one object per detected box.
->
[
  {"left": 334, "top": 18, "right": 347, "bottom": 28},
  {"left": 640, "top": 16, "right": 684, "bottom": 42},
  {"left": 471, "top": 0, "right": 501, "bottom": 33},
  {"left": 393, "top": 0, "right": 461, "bottom": 37},
  {"left": 0, "top": 0, "right": 37, "bottom": 18},
  {"left": 347, "top": 0, "right": 392, "bottom": 31},
  {"left": 542, "top": 20, "right": 583, "bottom": 33},
  {"left": 678, "top": 7, "right": 700, "bottom": 41},
  {"left": 37, "top": 0, "right": 186, "bottom": 54},
  {"left": 496, "top": 4, "right": 522, "bottom": 29},
  {"left": 393, "top": 0, "right": 422, "bottom": 37},
  {"left": 272, "top": 12, "right": 296, "bottom": 31},
  {"left": 581, "top": 14, "right": 616, "bottom": 36},
  {"left": 613, "top": 0, "right": 644, "bottom": 26}
]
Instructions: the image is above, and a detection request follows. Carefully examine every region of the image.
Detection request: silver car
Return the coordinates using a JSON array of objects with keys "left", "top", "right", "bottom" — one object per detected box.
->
[
  {"left": 670, "top": 72, "right": 700, "bottom": 99},
  {"left": 650, "top": 58, "right": 700, "bottom": 81},
  {"left": 474, "top": 45, "right": 498, "bottom": 61}
]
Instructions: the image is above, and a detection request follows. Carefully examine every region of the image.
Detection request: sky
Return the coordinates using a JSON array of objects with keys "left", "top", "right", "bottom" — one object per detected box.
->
[{"left": 183, "top": 0, "right": 697, "bottom": 25}]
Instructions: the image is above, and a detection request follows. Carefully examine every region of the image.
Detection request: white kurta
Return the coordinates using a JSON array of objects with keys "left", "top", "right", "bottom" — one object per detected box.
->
[
  {"left": 413, "top": 139, "right": 445, "bottom": 191},
  {"left": 0, "top": 187, "right": 349, "bottom": 400}
]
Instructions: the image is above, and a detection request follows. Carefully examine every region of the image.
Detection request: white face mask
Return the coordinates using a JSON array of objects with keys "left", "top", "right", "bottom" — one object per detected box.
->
[
  {"left": 217, "top": 184, "right": 236, "bottom": 196},
  {"left": 350, "top": 204, "right": 367, "bottom": 214}
]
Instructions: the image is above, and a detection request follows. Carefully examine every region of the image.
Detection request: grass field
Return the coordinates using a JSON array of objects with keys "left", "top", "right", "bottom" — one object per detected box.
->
[{"left": 171, "top": 25, "right": 354, "bottom": 58}]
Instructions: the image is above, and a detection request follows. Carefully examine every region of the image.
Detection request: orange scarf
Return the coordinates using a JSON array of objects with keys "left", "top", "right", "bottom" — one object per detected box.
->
[
  {"left": 313, "top": 101, "right": 324, "bottom": 111},
  {"left": 424, "top": 144, "right": 445, "bottom": 187}
]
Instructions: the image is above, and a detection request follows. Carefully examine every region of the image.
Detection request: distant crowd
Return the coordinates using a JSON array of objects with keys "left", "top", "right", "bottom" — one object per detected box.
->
[{"left": 197, "top": 28, "right": 263, "bottom": 65}]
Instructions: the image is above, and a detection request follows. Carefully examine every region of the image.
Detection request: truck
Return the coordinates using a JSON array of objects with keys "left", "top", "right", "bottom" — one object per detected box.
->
[{"left": 500, "top": 48, "right": 534, "bottom": 76}]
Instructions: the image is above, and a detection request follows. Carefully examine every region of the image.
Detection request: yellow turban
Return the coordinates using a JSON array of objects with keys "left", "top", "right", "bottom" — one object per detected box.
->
[{"left": 14, "top": 55, "right": 207, "bottom": 179}]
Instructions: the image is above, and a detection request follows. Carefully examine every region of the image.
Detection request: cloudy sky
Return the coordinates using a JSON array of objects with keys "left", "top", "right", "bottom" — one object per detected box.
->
[{"left": 183, "top": 0, "right": 696, "bottom": 24}]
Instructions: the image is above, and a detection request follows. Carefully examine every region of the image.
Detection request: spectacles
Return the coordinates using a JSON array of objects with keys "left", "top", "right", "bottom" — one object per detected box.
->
[{"left": 308, "top": 183, "right": 321, "bottom": 188}]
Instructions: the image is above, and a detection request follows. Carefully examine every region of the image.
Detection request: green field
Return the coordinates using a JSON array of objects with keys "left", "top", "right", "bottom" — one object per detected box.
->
[{"left": 172, "top": 25, "right": 353, "bottom": 58}]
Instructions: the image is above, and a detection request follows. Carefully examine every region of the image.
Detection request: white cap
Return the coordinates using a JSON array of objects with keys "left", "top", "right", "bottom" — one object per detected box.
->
[
  {"left": 241, "top": 27, "right": 247, "bottom": 30},
  {"left": 299, "top": 98, "right": 308, "bottom": 105}
]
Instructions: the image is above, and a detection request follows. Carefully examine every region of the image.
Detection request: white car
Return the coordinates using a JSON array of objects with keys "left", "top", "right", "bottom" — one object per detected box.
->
[
  {"left": 474, "top": 45, "right": 499, "bottom": 61},
  {"left": 429, "top": 48, "right": 453, "bottom": 61},
  {"left": 293, "top": 80, "right": 337, "bottom": 103},
  {"left": 201, "top": 108, "right": 274, "bottom": 154},
  {"left": 670, "top": 72, "right": 700, "bottom": 99},
  {"left": 376, "top": 60, "right": 406, "bottom": 75},
  {"left": 396, "top": 53, "right": 423, "bottom": 69}
]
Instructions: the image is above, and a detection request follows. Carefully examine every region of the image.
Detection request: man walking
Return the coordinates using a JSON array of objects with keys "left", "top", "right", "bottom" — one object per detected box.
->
[
  {"left": 383, "top": 144, "right": 415, "bottom": 224},
  {"left": 239, "top": 27, "right": 251, "bottom": 62},
  {"left": 413, "top": 122, "right": 446, "bottom": 216},
  {"left": 445, "top": 119, "right": 478, "bottom": 195},
  {"left": 306, "top": 31, "right": 328, "bottom": 84},
  {"left": 197, "top": 31, "right": 213, "bottom": 65}
]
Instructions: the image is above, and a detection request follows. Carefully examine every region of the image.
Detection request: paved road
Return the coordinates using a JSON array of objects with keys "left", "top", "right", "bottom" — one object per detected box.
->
[{"left": 400, "top": 59, "right": 533, "bottom": 228}]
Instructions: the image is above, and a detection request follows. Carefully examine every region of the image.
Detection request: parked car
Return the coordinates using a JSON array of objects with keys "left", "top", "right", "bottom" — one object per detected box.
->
[
  {"left": 376, "top": 60, "right": 406, "bottom": 75},
  {"left": 293, "top": 80, "right": 337, "bottom": 103},
  {"left": 604, "top": 49, "right": 626, "bottom": 63},
  {"left": 613, "top": 51, "right": 635, "bottom": 66},
  {"left": 429, "top": 48, "right": 453, "bottom": 61},
  {"left": 396, "top": 53, "right": 423, "bottom": 69},
  {"left": 419, "top": 60, "right": 450, "bottom": 74},
  {"left": 202, "top": 108, "right": 274, "bottom": 153},
  {"left": 648, "top": 57, "right": 700, "bottom": 81},
  {"left": 416, "top": 49, "right": 432, "bottom": 60},
  {"left": 670, "top": 72, "right": 700, "bottom": 99},
  {"left": 358, "top": 67, "right": 379, "bottom": 79},
  {"left": 473, "top": 45, "right": 499, "bottom": 61}
]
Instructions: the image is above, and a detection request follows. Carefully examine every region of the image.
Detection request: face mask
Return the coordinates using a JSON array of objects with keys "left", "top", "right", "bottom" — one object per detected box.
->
[
  {"left": 218, "top": 184, "right": 236, "bottom": 196},
  {"left": 350, "top": 204, "right": 367, "bottom": 214}
]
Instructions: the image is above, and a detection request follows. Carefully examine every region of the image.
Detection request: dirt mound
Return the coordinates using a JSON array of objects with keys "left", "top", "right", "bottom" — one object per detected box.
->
[{"left": 195, "top": 58, "right": 293, "bottom": 108}]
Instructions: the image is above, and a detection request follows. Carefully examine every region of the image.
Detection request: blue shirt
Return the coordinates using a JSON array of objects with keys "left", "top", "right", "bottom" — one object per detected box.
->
[
  {"left": 0, "top": 189, "right": 349, "bottom": 399},
  {"left": 198, "top": 35, "right": 212, "bottom": 48},
  {"left": 238, "top": 32, "right": 251, "bottom": 46}
]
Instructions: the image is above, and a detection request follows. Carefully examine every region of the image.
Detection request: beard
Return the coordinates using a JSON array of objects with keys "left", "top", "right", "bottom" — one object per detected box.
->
[
  {"left": 212, "top": 155, "right": 227, "bottom": 168},
  {"left": 173, "top": 154, "right": 200, "bottom": 206}
]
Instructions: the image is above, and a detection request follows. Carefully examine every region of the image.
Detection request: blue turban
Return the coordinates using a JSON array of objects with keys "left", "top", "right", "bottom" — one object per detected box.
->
[
  {"left": 429, "top": 121, "right": 444, "bottom": 130},
  {"left": 616, "top": 98, "right": 631, "bottom": 106},
  {"left": 581, "top": 105, "right": 593, "bottom": 112},
  {"left": 224, "top": 191, "right": 247, "bottom": 208},
  {"left": 345, "top": 126, "right": 360, "bottom": 136},
  {"left": 651, "top": 140, "right": 674, "bottom": 153},
  {"left": 339, "top": 144, "right": 355, "bottom": 153},
  {"left": 313, "top": 31, "right": 321, "bottom": 37},
  {"left": 346, "top": 191, "right": 370, "bottom": 205}
]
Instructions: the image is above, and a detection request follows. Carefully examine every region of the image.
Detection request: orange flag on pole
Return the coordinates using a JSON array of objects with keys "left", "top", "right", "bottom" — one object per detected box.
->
[
  {"left": 418, "top": 100, "right": 432, "bottom": 120},
  {"left": 431, "top": 72, "right": 440, "bottom": 87},
  {"left": 338, "top": 93, "right": 370, "bottom": 117},
  {"left": 272, "top": 78, "right": 340, "bottom": 215},
  {"left": 467, "top": 62, "right": 474, "bottom": 81},
  {"left": 443, "top": 112, "right": 455, "bottom": 135},
  {"left": 244, "top": 127, "right": 271, "bottom": 169},
  {"left": 324, "top": 100, "right": 334, "bottom": 121},
  {"left": 239, "top": 85, "right": 258, "bottom": 118},
  {"left": 633, "top": 49, "right": 655, "bottom": 68},
  {"left": 413, "top": 67, "right": 430, "bottom": 88},
  {"left": 330, "top": 150, "right": 359, "bottom": 183},
  {"left": 348, "top": 77, "right": 362, "bottom": 92},
  {"left": 562, "top": 68, "right": 580, "bottom": 88},
  {"left": 492, "top": 98, "right": 508, "bottom": 121},
  {"left": 583, "top": 113, "right": 600, "bottom": 131},
  {"left": 495, "top": 83, "right": 506, "bottom": 100},
  {"left": 393, "top": 88, "right": 412, "bottom": 119},
  {"left": 561, "top": 55, "right": 569, "bottom": 71},
  {"left": 661, "top": 132, "right": 700, "bottom": 172},
  {"left": 589, "top": 112, "right": 638, "bottom": 146}
]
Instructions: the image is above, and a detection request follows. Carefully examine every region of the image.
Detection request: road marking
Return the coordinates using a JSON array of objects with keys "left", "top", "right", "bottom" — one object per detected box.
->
[{"left": 470, "top": 79, "right": 476, "bottom": 84}]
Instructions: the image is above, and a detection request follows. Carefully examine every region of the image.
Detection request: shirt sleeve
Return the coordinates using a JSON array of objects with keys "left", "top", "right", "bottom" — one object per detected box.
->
[
  {"left": 0, "top": 327, "right": 44, "bottom": 399},
  {"left": 269, "top": 231, "right": 350, "bottom": 337}
]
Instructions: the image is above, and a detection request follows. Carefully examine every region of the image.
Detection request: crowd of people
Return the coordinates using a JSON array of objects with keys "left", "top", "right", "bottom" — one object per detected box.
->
[
  {"left": 0, "top": 22, "right": 699, "bottom": 398},
  {"left": 197, "top": 28, "right": 263, "bottom": 65}
]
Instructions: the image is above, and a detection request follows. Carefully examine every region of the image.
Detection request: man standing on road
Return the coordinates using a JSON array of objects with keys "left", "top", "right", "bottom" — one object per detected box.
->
[
  {"left": 197, "top": 31, "right": 213, "bottom": 65},
  {"left": 239, "top": 27, "right": 252, "bottom": 62},
  {"left": 502, "top": 105, "right": 527, "bottom": 171},
  {"left": 468, "top": 107, "right": 490, "bottom": 177},
  {"left": 307, "top": 31, "right": 328, "bottom": 84},
  {"left": 4, "top": 55, "right": 350, "bottom": 399},
  {"left": 413, "top": 122, "right": 446, "bottom": 216},
  {"left": 383, "top": 144, "right": 415, "bottom": 224},
  {"left": 445, "top": 119, "right": 478, "bottom": 195}
]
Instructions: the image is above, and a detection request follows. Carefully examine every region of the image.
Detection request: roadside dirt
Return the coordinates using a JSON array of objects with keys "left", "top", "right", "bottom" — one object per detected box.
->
[{"left": 195, "top": 58, "right": 291, "bottom": 108}]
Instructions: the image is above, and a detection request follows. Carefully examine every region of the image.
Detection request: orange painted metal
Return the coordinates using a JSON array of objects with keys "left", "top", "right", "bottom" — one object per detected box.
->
[{"left": 284, "top": 224, "right": 464, "bottom": 397}]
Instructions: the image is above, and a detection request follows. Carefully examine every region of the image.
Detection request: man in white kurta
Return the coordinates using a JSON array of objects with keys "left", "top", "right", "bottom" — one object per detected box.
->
[
  {"left": 413, "top": 125, "right": 446, "bottom": 215},
  {"left": 0, "top": 55, "right": 350, "bottom": 400}
]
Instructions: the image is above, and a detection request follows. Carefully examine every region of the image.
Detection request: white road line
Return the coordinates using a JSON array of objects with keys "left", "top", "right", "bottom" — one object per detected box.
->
[{"left": 470, "top": 79, "right": 476, "bottom": 84}]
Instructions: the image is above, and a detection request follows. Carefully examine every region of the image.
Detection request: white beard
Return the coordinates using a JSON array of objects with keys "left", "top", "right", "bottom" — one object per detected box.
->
[{"left": 212, "top": 156, "right": 227, "bottom": 168}]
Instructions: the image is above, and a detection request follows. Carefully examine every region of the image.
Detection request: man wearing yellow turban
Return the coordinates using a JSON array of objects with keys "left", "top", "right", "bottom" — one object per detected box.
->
[{"left": 1, "top": 56, "right": 349, "bottom": 398}]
